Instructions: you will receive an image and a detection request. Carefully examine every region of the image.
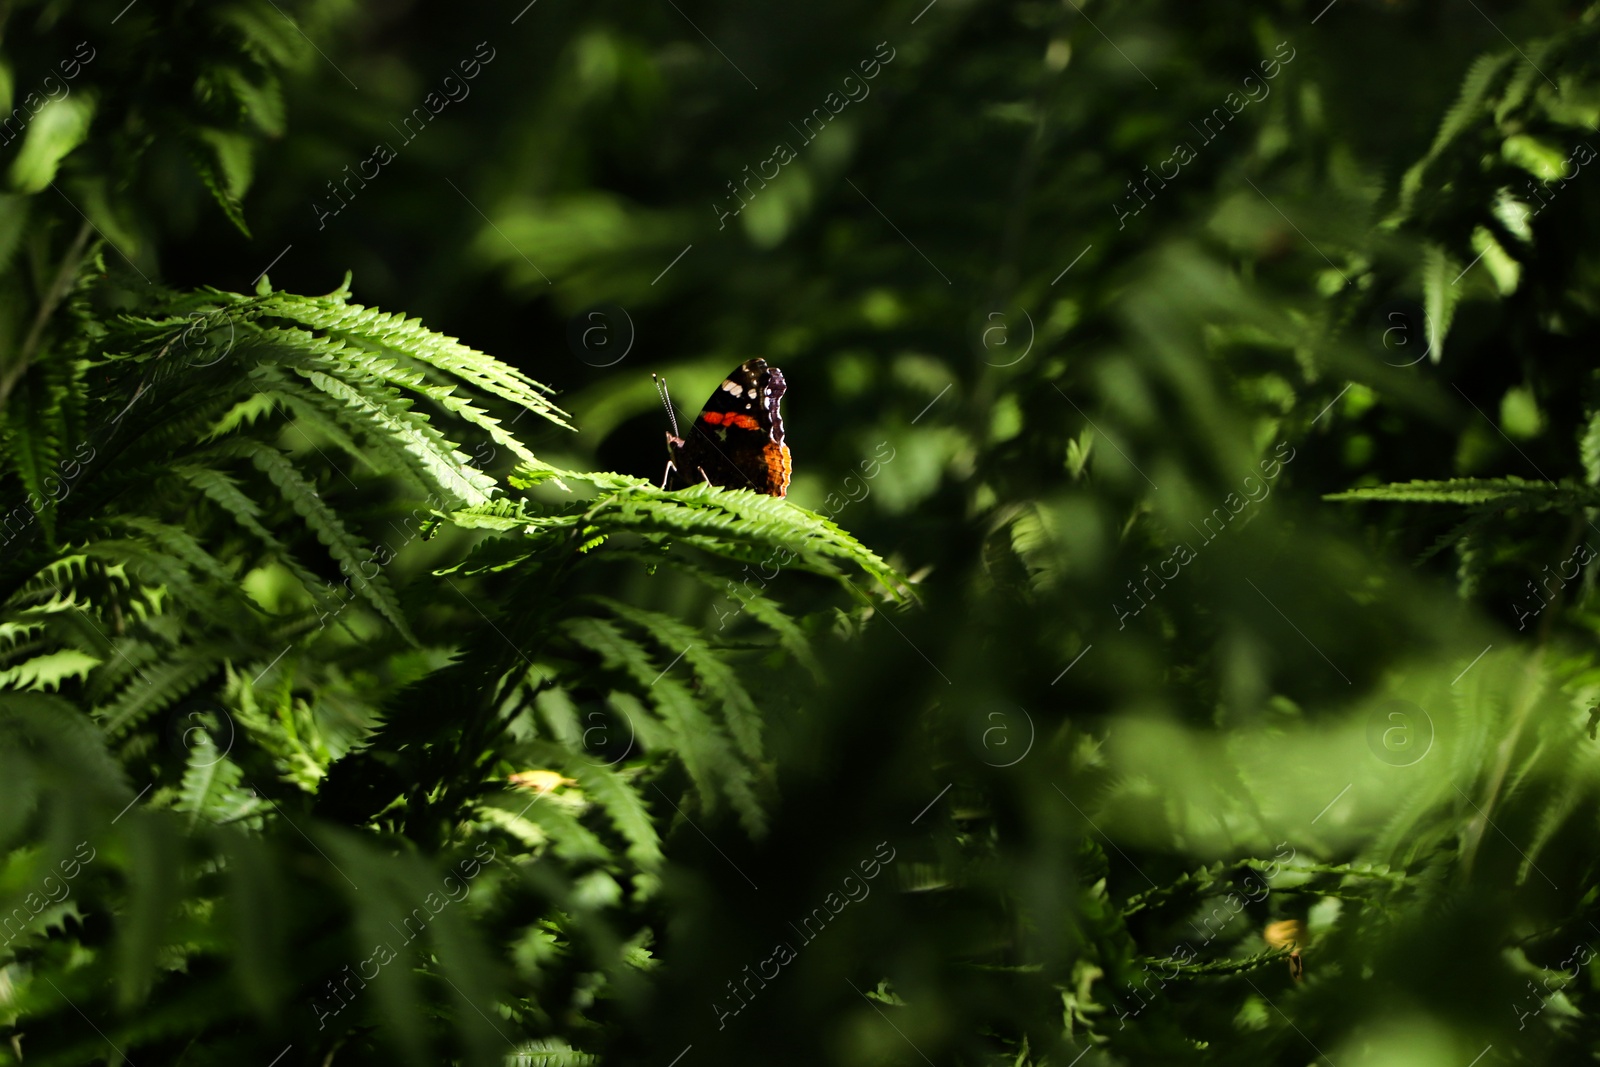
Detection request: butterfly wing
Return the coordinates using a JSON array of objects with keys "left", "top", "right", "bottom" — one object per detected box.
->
[{"left": 665, "top": 359, "right": 789, "bottom": 497}]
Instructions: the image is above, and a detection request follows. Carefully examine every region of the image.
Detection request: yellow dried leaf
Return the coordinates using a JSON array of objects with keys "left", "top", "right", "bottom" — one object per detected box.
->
[{"left": 508, "top": 770, "right": 577, "bottom": 794}]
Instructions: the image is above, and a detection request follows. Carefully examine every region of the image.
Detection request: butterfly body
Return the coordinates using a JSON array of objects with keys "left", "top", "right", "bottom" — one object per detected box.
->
[{"left": 662, "top": 358, "right": 790, "bottom": 497}]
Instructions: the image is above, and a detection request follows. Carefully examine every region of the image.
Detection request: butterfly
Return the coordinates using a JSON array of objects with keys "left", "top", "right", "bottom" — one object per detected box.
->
[{"left": 656, "top": 358, "right": 791, "bottom": 497}]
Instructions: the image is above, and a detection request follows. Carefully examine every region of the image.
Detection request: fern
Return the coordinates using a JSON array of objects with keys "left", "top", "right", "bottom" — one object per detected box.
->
[
  {"left": 561, "top": 615, "right": 766, "bottom": 834},
  {"left": 1327, "top": 477, "right": 1591, "bottom": 507},
  {"left": 1395, "top": 51, "right": 1515, "bottom": 215},
  {"left": 174, "top": 743, "right": 253, "bottom": 829},
  {"left": 0, "top": 3, "right": 789, "bottom": 1060},
  {"left": 505, "top": 1039, "right": 599, "bottom": 1067},
  {"left": 237, "top": 440, "right": 416, "bottom": 643},
  {"left": 1420, "top": 241, "right": 1462, "bottom": 361},
  {"left": 589, "top": 595, "right": 765, "bottom": 762},
  {"left": 0, "top": 221, "right": 905, "bottom": 1056},
  {"left": 0, "top": 647, "right": 100, "bottom": 691}
]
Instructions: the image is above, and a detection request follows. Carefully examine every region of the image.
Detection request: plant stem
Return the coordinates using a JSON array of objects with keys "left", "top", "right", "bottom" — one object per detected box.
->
[{"left": 0, "top": 217, "right": 95, "bottom": 412}]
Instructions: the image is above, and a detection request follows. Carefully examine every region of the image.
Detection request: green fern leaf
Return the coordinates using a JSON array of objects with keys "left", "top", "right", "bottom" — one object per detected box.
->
[
  {"left": 568, "top": 761, "right": 664, "bottom": 878},
  {"left": 590, "top": 596, "right": 764, "bottom": 762},
  {"left": 477, "top": 798, "right": 610, "bottom": 865},
  {"left": 175, "top": 742, "right": 251, "bottom": 828},
  {"left": 259, "top": 291, "right": 572, "bottom": 428},
  {"left": 0, "top": 369, "right": 67, "bottom": 544},
  {"left": 295, "top": 363, "right": 495, "bottom": 506},
  {"left": 1421, "top": 243, "right": 1461, "bottom": 362},
  {"left": 239, "top": 441, "right": 417, "bottom": 644},
  {"left": 0, "top": 648, "right": 101, "bottom": 690},
  {"left": 1327, "top": 477, "right": 1584, "bottom": 507},
  {"left": 660, "top": 554, "right": 823, "bottom": 677},
  {"left": 506, "top": 1039, "right": 599, "bottom": 1066},
  {"left": 175, "top": 463, "right": 331, "bottom": 603},
  {"left": 98, "top": 652, "right": 218, "bottom": 736},
  {"left": 563, "top": 616, "right": 765, "bottom": 834}
]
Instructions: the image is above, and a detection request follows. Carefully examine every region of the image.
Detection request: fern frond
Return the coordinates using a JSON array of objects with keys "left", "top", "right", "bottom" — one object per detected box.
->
[
  {"left": 1326, "top": 477, "right": 1586, "bottom": 507},
  {"left": 97, "top": 651, "right": 219, "bottom": 736},
  {"left": 1396, "top": 51, "right": 1515, "bottom": 215},
  {"left": 0, "top": 689, "right": 131, "bottom": 800},
  {"left": 504, "top": 1039, "right": 599, "bottom": 1066},
  {"left": 477, "top": 798, "right": 610, "bottom": 865},
  {"left": 479, "top": 469, "right": 907, "bottom": 595},
  {"left": 590, "top": 596, "right": 764, "bottom": 762},
  {"left": 568, "top": 761, "right": 663, "bottom": 879},
  {"left": 174, "top": 464, "right": 330, "bottom": 606},
  {"left": 0, "top": 367, "right": 68, "bottom": 544},
  {"left": 498, "top": 732, "right": 663, "bottom": 881},
  {"left": 292, "top": 360, "right": 495, "bottom": 506},
  {"left": 236, "top": 441, "right": 416, "bottom": 644},
  {"left": 655, "top": 553, "right": 823, "bottom": 677},
  {"left": 256, "top": 370, "right": 423, "bottom": 491},
  {"left": 1141, "top": 947, "right": 1291, "bottom": 978},
  {"left": 562, "top": 616, "right": 764, "bottom": 834},
  {"left": 81, "top": 537, "right": 232, "bottom": 630},
  {"left": 1420, "top": 243, "right": 1462, "bottom": 361},
  {"left": 175, "top": 744, "right": 255, "bottom": 829},
  {"left": 0, "top": 648, "right": 101, "bottom": 691},
  {"left": 115, "top": 517, "right": 247, "bottom": 600},
  {"left": 257, "top": 288, "right": 572, "bottom": 429}
]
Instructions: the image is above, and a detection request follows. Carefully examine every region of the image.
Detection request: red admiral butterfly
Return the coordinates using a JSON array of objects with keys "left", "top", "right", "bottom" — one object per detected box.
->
[{"left": 657, "top": 358, "right": 791, "bottom": 497}]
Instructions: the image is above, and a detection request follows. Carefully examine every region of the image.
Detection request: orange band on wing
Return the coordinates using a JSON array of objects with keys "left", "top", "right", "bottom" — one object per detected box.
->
[
  {"left": 699, "top": 411, "right": 763, "bottom": 431},
  {"left": 763, "top": 442, "right": 792, "bottom": 497}
]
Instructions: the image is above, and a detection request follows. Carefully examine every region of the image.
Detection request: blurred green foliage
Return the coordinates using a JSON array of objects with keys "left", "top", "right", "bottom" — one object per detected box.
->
[{"left": 4, "top": 0, "right": 1600, "bottom": 1064}]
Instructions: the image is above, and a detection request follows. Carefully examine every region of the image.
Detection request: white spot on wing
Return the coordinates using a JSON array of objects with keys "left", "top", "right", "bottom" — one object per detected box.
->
[{"left": 720, "top": 380, "right": 743, "bottom": 397}]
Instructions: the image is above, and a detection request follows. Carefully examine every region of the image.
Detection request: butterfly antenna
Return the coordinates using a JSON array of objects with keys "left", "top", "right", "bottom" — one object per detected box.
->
[{"left": 653, "top": 372, "right": 681, "bottom": 437}]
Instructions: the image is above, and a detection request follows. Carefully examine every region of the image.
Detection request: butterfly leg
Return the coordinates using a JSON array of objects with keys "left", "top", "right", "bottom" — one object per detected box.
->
[{"left": 662, "top": 430, "right": 685, "bottom": 490}]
